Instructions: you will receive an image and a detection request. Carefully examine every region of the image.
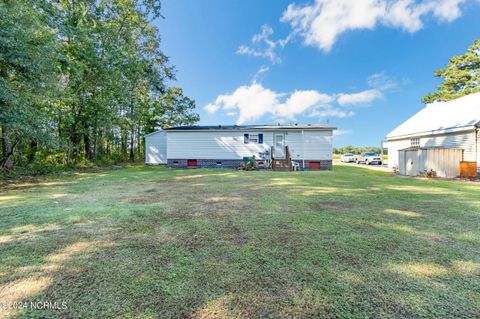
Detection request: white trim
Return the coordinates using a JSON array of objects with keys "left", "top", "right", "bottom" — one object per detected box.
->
[
  {"left": 301, "top": 129, "right": 305, "bottom": 169},
  {"left": 144, "top": 129, "right": 163, "bottom": 138},
  {"left": 387, "top": 125, "right": 476, "bottom": 141},
  {"left": 166, "top": 128, "right": 335, "bottom": 133}
]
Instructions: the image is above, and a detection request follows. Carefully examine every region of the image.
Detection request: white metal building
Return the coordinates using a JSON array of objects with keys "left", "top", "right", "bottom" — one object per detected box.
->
[
  {"left": 145, "top": 125, "right": 335, "bottom": 170},
  {"left": 144, "top": 130, "right": 167, "bottom": 164},
  {"left": 398, "top": 147, "right": 464, "bottom": 178},
  {"left": 386, "top": 92, "right": 480, "bottom": 175}
]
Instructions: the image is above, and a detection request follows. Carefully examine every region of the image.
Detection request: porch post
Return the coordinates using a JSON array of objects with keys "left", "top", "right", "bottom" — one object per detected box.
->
[{"left": 302, "top": 129, "right": 305, "bottom": 169}]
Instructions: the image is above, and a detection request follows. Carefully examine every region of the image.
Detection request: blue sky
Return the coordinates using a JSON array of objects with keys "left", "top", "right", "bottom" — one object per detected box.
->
[{"left": 156, "top": 0, "right": 480, "bottom": 147}]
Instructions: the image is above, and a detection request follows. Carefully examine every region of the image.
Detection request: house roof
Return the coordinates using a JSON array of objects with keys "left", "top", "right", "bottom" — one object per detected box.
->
[
  {"left": 387, "top": 92, "right": 480, "bottom": 139},
  {"left": 164, "top": 124, "right": 336, "bottom": 131}
]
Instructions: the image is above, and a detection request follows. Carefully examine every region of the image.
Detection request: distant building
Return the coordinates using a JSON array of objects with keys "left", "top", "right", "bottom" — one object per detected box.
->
[{"left": 386, "top": 92, "right": 480, "bottom": 177}]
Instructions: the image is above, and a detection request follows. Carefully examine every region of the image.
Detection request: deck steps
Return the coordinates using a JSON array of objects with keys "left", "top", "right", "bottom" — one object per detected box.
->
[{"left": 271, "top": 146, "right": 292, "bottom": 171}]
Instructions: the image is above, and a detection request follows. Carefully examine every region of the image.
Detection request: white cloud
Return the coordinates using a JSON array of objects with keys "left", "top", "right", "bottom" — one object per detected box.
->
[
  {"left": 205, "top": 83, "right": 279, "bottom": 124},
  {"left": 333, "top": 129, "right": 353, "bottom": 137},
  {"left": 277, "top": 90, "right": 334, "bottom": 118},
  {"left": 252, "top": 65, "right": 270, "bottom": 82},
  {"left": 281, "top": 0, "right": 468, "bottom": 52},
  {"left": 337, "top": 72, "right": 397, "bottom": 106},
  {"left": 252, "top": 24, "right": 274, "bottom": 43},
  {"left": 204, "top": 83, "right": 338, "bottom": 124},
  {"left": 205, "top": 73, "right": 396, "bottom": 124},
  {"left": 367, "top": 72, "right": 398, "bottom": 90},
  {"left": 237, "top": 24, "right": 291, "bottom": 64},
  {"left": 309, "top": 105, "right": 355, "bottom": 118},
  {"left": 337, "top": 89, "right": 383, "bottom": 106},
  {"left": 204, "top": 102, "right": 220, "bottom": 113}
]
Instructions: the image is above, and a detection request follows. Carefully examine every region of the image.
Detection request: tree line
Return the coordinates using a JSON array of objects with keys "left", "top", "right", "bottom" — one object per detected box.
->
[{"left": 0, "top": 0, "right": 199, "bottom": 173}]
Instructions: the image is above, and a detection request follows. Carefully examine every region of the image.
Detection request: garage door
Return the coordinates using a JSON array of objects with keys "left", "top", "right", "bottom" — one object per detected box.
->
[{"left": 309, "top": 161, "right": 321, "bottom": 170}]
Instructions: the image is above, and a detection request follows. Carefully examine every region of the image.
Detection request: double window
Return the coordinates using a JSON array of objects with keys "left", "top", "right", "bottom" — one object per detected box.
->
[
  {"left": 244, "top": 133, "right": 263, "bottom": 144},
  {"left": 411, "top": 138, "right": 420, "bottom": 147}
]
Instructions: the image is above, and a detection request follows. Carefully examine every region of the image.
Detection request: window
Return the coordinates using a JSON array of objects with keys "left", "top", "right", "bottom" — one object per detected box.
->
[
  {"left": 244, "top": 133, "right": 263, "bottom": 144},
  {"left": 411, "top": 138, "right": 420, "bottom": 147}
]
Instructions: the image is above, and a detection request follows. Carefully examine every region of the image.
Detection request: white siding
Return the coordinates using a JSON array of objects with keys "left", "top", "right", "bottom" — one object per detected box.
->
[
  {"left": 303, "top": 130, "right": 333, "bottom": 160},
  {"left": 167, "top": 131, "right": 272, "bottom": 160},
  {"left": 387, "top": 129, "right": 477, "bottom": 168},
  {"left": 166, "top": 130, "right": 333, "bottom": 160},
  {"left": 421, "top": 130, "right": 476, "bottom": 161},
  {"left": 399, "top": 148, "right": 463, "bottom": 178},
  {"left": 477, "top": 129, "right": 480, "bottom": 170},
  {"left": 285, "top": 131, "right": 303, "bottom": 160},
  {"left": 145, "top": 131, "right": 167, "bottom": 164},
  {"left": 386, "top": 139, "right": 411, "bottom": 168}
]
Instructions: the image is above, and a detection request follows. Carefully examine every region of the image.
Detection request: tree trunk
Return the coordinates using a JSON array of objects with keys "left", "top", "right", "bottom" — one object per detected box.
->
[
  {"left": 137, "top": 126, "right": 141, "bottom": 155},
  {"left": 1, "top": 127, "right": 13, "bottom": 170},
  {"left": 28, "top": 140, "right": 37, "bottom": 162},
  {"left": 84, "top": 132, "right": 92, "bottom": 161},
  {"left": 71, "top": 127, "right": 80, "bottom": 163},
  {"left": 121, "top": 127, "right": 127, "bottom": 160},
  {"left": 129, "top": 128, "right": 135, "bottom": 162}
]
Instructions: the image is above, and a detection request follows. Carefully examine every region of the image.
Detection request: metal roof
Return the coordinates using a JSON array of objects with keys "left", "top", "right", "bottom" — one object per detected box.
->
[
  {"left": 144, "top": 130, "right": 164, "bottom": 137},
  {"left": 164, "top": 124, "right": 336, "bottom": 131},
  {"left": 387, "top": 92, "right": 480, "bottom": 139},
  {"left": 399, "top": 146, "right": 464, "bottom": 151}
]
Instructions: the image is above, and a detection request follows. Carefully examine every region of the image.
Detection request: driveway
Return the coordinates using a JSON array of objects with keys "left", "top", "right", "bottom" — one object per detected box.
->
[{"left": 334, "top": 159, "right": 392, "bottom": 172}]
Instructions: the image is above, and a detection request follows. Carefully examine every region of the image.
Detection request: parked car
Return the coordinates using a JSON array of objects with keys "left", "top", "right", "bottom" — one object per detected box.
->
[
  {"left": 355, "top": 152, "right": 383, "bottom": 165},
  {"left": 341, "top": 153, "right": 355, "bottom": 163}
]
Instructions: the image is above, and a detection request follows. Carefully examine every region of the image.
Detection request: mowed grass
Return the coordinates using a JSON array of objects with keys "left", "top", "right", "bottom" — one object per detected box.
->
[{"left": 0, "top": 165, "right": 479, "bottom": 318}]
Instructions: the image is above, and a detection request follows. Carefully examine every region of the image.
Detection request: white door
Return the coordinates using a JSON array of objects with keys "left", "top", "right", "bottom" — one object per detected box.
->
[
  {"left": 405, "top": 150, "right": 418, "bottom": 176},
  {"left": 274, "top": 134, "right": 285, "bottom": 158}
]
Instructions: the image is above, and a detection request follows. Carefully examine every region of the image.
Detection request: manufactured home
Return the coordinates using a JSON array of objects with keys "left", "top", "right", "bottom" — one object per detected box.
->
[
  {"left": 145, "top": 125, "right": 335, "bottom": 170},
  {"left": 386, "top": 92, "right": 480, "bottom": 177}
]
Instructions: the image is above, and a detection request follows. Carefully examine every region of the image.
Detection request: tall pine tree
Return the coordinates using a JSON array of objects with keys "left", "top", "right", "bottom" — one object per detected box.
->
[{"left": 422, "top": 40, "right": 480, "bottom": 103}]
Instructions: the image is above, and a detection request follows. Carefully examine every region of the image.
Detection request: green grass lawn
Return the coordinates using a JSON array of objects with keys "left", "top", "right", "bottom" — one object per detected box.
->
[{"left": 1, "top": 165, "right": 479, "bottom": 318}]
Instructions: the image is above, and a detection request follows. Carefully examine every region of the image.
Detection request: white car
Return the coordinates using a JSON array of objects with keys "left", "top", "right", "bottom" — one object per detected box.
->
[
  {"left": 355, "top": 152, "right": 383, "bottom": 165},
  {"left": 341, "top": 153, "right": 356, "bottom": 163}
]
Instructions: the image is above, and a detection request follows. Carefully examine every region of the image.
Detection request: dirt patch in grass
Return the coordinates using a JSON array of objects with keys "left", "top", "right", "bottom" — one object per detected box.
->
[
  {"left": 309, "top": 201, "right": 354, "bottom": 211},
  {"left": 126, "top": 196, "right": 161, "bottom": 205}
]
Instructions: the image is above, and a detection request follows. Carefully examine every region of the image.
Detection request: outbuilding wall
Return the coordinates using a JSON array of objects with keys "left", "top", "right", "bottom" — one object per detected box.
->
[
  {"left": 398, "top": 148, "right": 463, "bottom": 178},
  {"left": 387, "top": 129, "right": 478, "bottom": 170},
  {"left": 145, "top": 130, "right": 167, "bottom": 164}
]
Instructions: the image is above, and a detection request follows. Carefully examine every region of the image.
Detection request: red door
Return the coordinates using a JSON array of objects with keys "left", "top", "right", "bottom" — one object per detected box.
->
[
  {"left": 309, "top": 161, "right": 320, "bottom": 170},
  {"left": 187, "top": 159, "right": 197, "bottom": 168}
]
